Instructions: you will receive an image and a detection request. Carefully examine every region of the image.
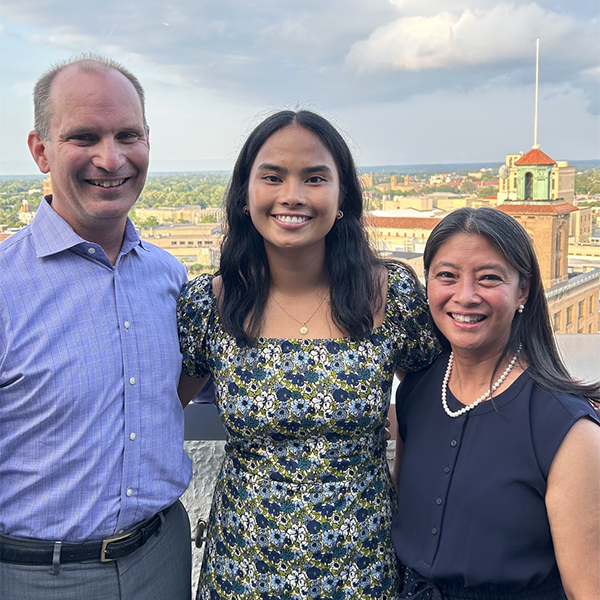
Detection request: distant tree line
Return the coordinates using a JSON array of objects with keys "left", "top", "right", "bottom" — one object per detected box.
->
[
  {"left": 2, "top": 169, "right": 599, "bottom": 228},
  {"left": 575, "top": 170, "right": 600, "bottom": 197},
  {"left": 137, "top": 173, "right": 230, "bottom": 208}
]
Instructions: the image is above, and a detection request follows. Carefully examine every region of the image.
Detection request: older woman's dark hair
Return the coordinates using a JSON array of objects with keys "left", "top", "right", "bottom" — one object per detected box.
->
[
  {"left": 218, "top": 110, "right": 384, "bottom": 344},
  {"left": 423, "top": 207, "right": 599, "bottom": 402}
]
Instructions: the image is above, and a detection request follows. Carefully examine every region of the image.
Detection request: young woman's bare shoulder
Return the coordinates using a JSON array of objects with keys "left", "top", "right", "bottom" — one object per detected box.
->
[
  {"left": 211, "top": 274, "right": 223, "bottom": 296},
  {"left": 211, "top": 275, "right": 224, "bottom": 310}
]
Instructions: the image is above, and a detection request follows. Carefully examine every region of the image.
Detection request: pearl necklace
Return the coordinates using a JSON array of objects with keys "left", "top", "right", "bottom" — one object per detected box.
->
[{"left": 441, "top": 345, "right": 522, "bottom": 418}]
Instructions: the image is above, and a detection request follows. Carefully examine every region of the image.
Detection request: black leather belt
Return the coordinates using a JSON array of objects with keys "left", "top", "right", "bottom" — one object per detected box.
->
[{"left": 0, "top": 504, "right": 172, "bottom": 565}]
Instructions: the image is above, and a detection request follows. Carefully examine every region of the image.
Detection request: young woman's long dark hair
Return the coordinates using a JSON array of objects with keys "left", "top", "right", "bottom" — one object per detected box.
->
[
  {"left": 423, "top": 207, "right": 600, "bottom": 403},
  {"left": 218, "top": 110, "right": 385, "bottom": 345}
]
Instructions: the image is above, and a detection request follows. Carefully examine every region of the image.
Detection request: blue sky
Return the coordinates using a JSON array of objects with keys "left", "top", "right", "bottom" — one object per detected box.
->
[{"left": 1, "top": 0, "right": 598, "bottom": 175}]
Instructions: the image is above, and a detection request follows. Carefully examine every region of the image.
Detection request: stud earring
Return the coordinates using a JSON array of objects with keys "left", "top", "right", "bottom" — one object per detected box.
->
[
  {"left": 336, "top": 210, "right": 344, "bottom": 220},
  {"left": 518, "top": 304, "right": 525, "bottom": 314},
  {"left": 243, "top": 205, "right": 250, "bottom": 215}
]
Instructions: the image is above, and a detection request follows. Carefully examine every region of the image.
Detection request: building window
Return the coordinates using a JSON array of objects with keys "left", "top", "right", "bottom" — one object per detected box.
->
[
  {"left": 553, "top": 312, "right": 561, "bottom": 332},
  {"left": 566, "top": 306, "right": 573, "bottom": 327},
  {"left": 578, "top": 300, "right": 585, "bottom": 319},
  {"left": 590, "top": 296, "right": 595, "bottom": 314},
  {"left": 171, "top": 241, "right": 177, "bottom": 246},
  {"left": 525, "top": 172, "right": 533, "bottom": 199},
  {"left": 179, "top": 241, "right": 186, "bottom": 245}
]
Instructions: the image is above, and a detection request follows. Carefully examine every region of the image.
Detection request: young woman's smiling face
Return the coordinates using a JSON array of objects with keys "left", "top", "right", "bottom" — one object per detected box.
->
[
  {"left": 246, "top": 124, "right": 340, "bottom": 255},
  {"left": 427, "top": 233, "right": 529, "bottom": 360}
]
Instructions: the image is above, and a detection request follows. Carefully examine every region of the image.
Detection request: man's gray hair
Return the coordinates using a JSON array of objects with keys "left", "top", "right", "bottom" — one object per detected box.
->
[{"left": 33, "top": 53, "right": 148, "bottom": 140}]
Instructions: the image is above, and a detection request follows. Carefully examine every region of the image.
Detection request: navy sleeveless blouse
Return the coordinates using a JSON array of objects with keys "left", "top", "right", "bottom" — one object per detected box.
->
[{"left": 392, "top": 352, "right": 599, "bottom": 592}]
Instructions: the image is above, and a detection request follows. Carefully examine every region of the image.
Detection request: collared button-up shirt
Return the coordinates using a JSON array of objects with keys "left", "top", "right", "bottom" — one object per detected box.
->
[{"left": 0, "top": 198, "right": 191, "bottom": 541}]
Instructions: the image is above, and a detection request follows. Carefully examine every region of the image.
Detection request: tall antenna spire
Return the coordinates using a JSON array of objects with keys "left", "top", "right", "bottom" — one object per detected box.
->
[{"left": 533, "top": 37, "right": 540, "bottom": 149}]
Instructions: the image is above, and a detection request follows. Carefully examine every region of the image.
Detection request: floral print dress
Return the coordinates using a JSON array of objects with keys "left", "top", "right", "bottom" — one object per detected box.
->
[{"left": 177, "top": 264, "right": 438, "bottom": 600}]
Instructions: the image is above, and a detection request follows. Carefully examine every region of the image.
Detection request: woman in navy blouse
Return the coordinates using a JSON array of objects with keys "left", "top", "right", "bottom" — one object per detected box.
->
[{"left": 391, "top": 207, "right": 600, "bottom": 600}]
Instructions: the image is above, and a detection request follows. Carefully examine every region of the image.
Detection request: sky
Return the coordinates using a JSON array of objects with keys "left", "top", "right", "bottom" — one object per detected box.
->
[{"left": 1, "top": 0, "right": 598, "bottom": 175}]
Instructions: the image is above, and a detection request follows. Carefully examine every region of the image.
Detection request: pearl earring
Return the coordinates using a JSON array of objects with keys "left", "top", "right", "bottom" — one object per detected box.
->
[
  {"left": 243, "top": 205, "right": 250, "bottom": 215},
  {"left": 336, "top": 210, "right": 343, "bottom": 220},
  {"left": 518, "top": 304, "right": 525, "bottom": 314}
]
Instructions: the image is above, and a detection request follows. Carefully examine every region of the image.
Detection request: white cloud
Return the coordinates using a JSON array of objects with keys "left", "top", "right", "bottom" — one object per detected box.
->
[
  {"left": 581, "top": 66, "right": 600, "bottom": 81},
  {"left": 345, "top": 3, "right": 597, "bottom": 73}
]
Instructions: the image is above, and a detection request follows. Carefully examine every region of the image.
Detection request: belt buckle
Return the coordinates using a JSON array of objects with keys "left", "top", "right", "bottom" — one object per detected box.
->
[{"left": 100, "top": 530, "right": 135, "bottom": 563}]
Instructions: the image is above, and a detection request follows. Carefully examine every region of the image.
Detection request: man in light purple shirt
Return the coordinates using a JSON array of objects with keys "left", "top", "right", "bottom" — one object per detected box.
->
[{"left": 0, "top": 55, "right": 192, "bottom": 599}]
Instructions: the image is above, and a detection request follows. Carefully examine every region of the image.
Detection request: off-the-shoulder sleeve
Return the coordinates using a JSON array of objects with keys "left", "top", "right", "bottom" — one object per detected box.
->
[
  {"left": 177, "top": 273, "right": 216, "bottom": 379},
  {"left": 386, "top": 263, "right": 440, "bottom": 372}
]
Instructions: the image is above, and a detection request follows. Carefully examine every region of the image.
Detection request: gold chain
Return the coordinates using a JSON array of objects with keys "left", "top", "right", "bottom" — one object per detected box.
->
[{"left": 270, "top": 291, "right": 328, "bottom": 335}]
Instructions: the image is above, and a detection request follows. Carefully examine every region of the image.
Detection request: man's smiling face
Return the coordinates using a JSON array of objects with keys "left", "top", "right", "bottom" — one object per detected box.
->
[{"left": 28, "top": 64, "right": 149, "bottom": 238}]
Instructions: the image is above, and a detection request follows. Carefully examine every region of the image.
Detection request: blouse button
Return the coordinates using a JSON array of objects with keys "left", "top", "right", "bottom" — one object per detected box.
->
[
  {"left": 431, "top": 527, "right": 438, "bottom": 535},
  {"left": 450, "top": 439, "right": 457, "bottom": 447},
  {"left": 444, "top": 466, "right": 450, "bottom": 474},
  {"left": 436, "top": 498, "right": 443, "bottom": 505}
]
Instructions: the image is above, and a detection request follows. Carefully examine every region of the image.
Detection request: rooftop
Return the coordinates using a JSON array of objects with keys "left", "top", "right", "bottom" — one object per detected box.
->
[
  {"left": 497, "top": 202, "right": 578, "bottom": 216},
  {"left": 545, "top": 268, "right": 600, "bottom": 300},
  {"left": 514, "top": 148, "right": 557, "bottom": 166},
  {"left": 365, "top": 215, "right": 443, "bottom": 229}
]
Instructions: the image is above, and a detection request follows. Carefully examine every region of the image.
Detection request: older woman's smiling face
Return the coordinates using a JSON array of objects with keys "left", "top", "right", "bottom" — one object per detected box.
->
[{"left": 427, "top": 233, "right": 529, "bottom": 360}]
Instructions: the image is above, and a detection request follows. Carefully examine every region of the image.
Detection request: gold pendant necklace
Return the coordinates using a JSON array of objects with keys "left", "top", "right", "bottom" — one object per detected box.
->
[{"left": 271, "top": 291, "right": 328, "bottom": 336}]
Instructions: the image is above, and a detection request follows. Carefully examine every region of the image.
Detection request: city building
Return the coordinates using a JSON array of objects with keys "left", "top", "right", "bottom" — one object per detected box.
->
[
  {"left": 496, "top": 147, "right": 599, "bottom": 333},
  {"left": 43, "top": 174, "right": 52, "bottom": 197},
  {"left": 140, "top": 223, "right": 222, "bottom": 269},
  {"left": 18, "top": 200, "right": 35, "bottom": 225},
  {"left": 134, "top": 206, "right": 222, "bottom": 225},
  {"left": 360, "top": 172, "right": 373, "bottom": 188},
  {"left": 365, "top": 215, "right": 443, "bottom": 253},
  {"left": 497, "top": 151, "right": 575, "bottom": 205}
]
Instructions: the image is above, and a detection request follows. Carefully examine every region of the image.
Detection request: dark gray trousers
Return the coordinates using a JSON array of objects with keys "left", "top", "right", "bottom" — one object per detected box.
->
[{"left": 0, "top": 500, "right": 191, "bottom": 600}]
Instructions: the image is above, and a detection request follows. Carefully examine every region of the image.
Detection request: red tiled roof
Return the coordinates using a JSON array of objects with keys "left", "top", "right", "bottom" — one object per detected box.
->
[
  {"left": 514, "top": 148, "right": 556, "bottom": 166},
  {"left": 475, "top": 181, "right": 499, "bottom": 187},
  {"left": 496, "top": 203, "right": 577, "bottom": 215},
  {"left": 364, "top": 216, "right": 443, "bottom": 229}
]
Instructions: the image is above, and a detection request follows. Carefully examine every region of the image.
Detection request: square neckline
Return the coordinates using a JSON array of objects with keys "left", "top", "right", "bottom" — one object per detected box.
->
[{"left": 205, "top": 268, "right": 395, "bottom": 343}]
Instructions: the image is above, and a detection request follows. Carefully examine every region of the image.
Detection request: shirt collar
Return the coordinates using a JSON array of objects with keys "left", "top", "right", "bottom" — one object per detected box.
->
[{"left": 31, "top": 196, "right": 144, "bottom": 258}]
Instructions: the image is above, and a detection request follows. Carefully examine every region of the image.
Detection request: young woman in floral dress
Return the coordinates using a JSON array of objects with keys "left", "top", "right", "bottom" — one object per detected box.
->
[{"left": 177, "top": 110, "right": 438, "bottom": 600}]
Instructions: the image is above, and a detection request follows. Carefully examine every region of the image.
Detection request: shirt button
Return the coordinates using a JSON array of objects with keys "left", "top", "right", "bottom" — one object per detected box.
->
[
  {"left": 124, "top": 321, "right": 130, "bottom": 329},
  {"left": 436, "top": 498, "right": 443, "bottom": 505},
  {"left": 129, "top": 432, "right": 136, "bottom": 441},
  {"left": 129, "top": 377, "right": 136, "bottom": 385},
  {"left": 431, "top": 527, "right": 438, "bottom": 535},
  {"left": 126, "top": 488, "right": 133, "bottom": 497},
  {"left": 450, "top": 439, "right": 457, "bottom": 447},
  {"left": 444, "top": 466, "right": 450, "bottom": 474},
  {"left": 87, "top": 247, "right": 96, "bottom": 254}
]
